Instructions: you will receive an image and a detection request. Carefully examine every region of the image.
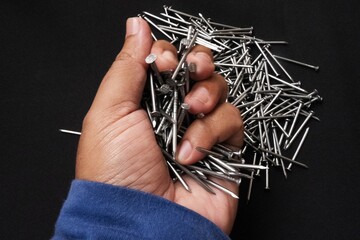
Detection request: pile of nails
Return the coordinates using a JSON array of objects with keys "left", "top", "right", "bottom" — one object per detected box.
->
[{"left": 141, "top": 6, "right": 322, "bottom": 201}]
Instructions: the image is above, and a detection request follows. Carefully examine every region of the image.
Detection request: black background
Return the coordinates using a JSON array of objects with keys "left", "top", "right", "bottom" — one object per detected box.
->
[{"left": 1, "top": 0, "right": 359, "bottom": 239}]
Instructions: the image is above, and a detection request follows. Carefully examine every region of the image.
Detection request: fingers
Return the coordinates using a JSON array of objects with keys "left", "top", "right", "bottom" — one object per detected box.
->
[
  {"left": 150, "top": 41, "right": 214, "bottom": 78},
  {"left": 151, "top": 41, "right": 226, "bottom": 114},
  {"left": 150, "top": 40, "right": 178, "bottom": 71},
  {"left": 186, "top": 45, "right": 215, "bottom": 80},
  {"left": 176, "top": 102, "right": 244, "bottom": 165},
  {"left": 185, "top": 73, "right": 228, "bottom": 114},
  {"left": 89, "top": 17, "right": 153, "bottom": 117},
  {"left": 150, "top": 40, "right": 242, "bottom": 165}
]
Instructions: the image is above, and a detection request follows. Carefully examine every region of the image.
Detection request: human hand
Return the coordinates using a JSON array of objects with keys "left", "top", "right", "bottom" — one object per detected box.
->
[{"left": 75, "top": 17, "right": 243, "bottom": 234}]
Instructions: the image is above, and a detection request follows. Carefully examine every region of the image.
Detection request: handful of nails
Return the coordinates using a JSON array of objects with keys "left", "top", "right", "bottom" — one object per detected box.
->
[
  {"left": 59, "top": 6, "right": 322, "bottom": 200},
  {"left": 140, "top": 6, "right": 322, "bottom": 201}
]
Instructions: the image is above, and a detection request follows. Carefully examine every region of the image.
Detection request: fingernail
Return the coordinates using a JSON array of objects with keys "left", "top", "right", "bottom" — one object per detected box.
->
[
  {"left": 178, "top": 140, "right": 192, "bottom": 163},
  {"left": 194, "top": 52, "right": 212, "bottom": 65},
  {"left": 191, "top": 86, "right": 209, "bottom": 104},
  {"left": 126, "top": 17, "right": 140, "bottom": 37},
  {"left": 161, "top": 50, "right": 178, "bottom": 66}
]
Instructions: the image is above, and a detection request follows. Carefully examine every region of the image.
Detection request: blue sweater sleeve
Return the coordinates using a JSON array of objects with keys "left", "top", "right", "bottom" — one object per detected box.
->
[{"left": 53, "top": 180, "right": 230, "bottom": 240}]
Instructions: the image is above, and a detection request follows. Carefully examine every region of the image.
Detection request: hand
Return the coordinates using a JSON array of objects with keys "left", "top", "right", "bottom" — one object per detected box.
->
[{"left": 76, "top": 17, "right": 244, "bottom": 234}]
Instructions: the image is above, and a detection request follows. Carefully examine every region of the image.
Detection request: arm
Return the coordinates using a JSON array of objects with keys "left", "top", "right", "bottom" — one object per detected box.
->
[{"left": 54, "top": 17, "right": 243, "bottom": 238}]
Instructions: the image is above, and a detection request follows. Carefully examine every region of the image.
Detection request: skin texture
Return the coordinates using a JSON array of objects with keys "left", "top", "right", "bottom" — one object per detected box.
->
[{"left": 75, "top": 17, "right": 244, "bottom": 234}]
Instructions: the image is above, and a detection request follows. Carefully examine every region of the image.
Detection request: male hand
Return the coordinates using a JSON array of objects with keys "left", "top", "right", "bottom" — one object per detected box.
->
[{"left": 76, "top": 17, "right": 243, "bottom": 234}]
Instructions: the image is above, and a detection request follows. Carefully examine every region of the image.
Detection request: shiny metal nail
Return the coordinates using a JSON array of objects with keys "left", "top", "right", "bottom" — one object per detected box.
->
[
  {"left": 177, "top": 103, "right": 190, "bottom": 131},
  {"left": 167, "top": 161, "right": 191, "bottom": 192},
  {"left": 172, "top": 86, "right": 178, "bottom": 157},
  {"left": 145, "top": 53, "right": 164, "bottom": 85},
  {"left": 273, "top": 54, "right": 320, "bottom": 71},
  {"left": 171, "top": 31, "right": 199, "bottom": 81},
  {"left": 204, "top": 179, "right": 239, "bottom": 199},
  {"left": 287, "top": 127, "right": 310, "bottom": 170},
  {"left": 284, "top": 111, "right": 314, "bottom": 150},
  {"left": 148, "top": 73, "right": 161, "bottom": 117},
  {"left": 59, "top": 129, "right": 81, "bottom": 135},
  {"left": 143, "top": 15, "right": 174, "bottom": 40},
  {"left": 264, "top": 46, "right": 293, "bottom": 81}
]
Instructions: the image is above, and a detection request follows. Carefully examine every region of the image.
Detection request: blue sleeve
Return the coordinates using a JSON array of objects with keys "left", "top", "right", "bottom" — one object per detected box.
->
[{"left": 53, "top": 180, "right": 230, "bottom": 240}]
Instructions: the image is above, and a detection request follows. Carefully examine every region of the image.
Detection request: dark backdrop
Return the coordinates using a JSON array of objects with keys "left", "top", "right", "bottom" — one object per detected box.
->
[{"left": 1, "top": 0, "right": 359, "bottom": 239}]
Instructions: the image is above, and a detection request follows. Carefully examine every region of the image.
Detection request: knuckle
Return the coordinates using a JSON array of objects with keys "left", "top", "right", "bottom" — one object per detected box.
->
[
  {"left": 112, "top": 56, "right": 136, "bottom": 70},
  {"left": 224, "top": 103, "right": 243, "bottom": 130},
  {"left": 115, "top": 49, "right": 134, "bottom": 61},
  {"left": 211, "top": 74, "right": 228, "bottom": 102},
  {"left": 215, "top": 74, "right": 228, "bottom": 90},
  {"left": 195, "top": 118, "right": 215, "bottom": 136}
]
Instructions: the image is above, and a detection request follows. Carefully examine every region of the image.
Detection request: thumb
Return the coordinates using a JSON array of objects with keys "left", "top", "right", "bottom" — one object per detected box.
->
[{"left": 90, "top": 17, "right": 153, "bottom": 116}]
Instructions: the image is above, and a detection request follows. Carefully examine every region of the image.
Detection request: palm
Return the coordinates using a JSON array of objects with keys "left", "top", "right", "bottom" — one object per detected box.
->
[
  {"left": 77, "top": 109, "right": 237, "bottom": 234},
  {"left": 116, "top": 110, "right": 236, "bottom": 234},
  {"left": 122, "top": 111, "right": 238, "bottom": 234}
]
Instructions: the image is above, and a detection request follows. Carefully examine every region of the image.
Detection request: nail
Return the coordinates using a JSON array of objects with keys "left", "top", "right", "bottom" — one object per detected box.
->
[
  {"left": 148, "top": 73, "right": 161, "bottom": 117},
  {"left": 166, "top": 6, "right": 201, "bottom": 20},
  {"left": 268, "top": 74, "right": 308, "bottom": 94},
  {"left": 162, "top": 149, "right": 215, "bottom": 194},
  {"left": 190, "top": 86, "right": 210, "bottom": 106},
  {"left": 188, "top": 165, "right": 242, "bottom": 184},
  {"left": 195, "top": 146, "right": 224, "bottom": 159},
  {"left": 59, "top": 129, "right": 81, "bottom": 135},
  {"left": 177, "top": 103, "right": 190, "bottom": 131},
  {"left": 287, "top": 127, "right": 310, "bottom": 170},
  {"left": 208, "top": 159, "right": 228, "bottom": 174},
  {"left": 172, "top": 85, "right": 179, "bottom": 157},
  {"left": 226, "top": 162, "right": 268, "bottom": 170},
  {"left": 254, "top": 41, "right": 279, "bottom": 76},
  {"left": 273, "top": 54, "right": 320, "bottom": 71},
  {"left": 204, "top": 179, "right": 239, "bottom": 199},
  {"left": 142, "top": 11, "right": 179, "bottom": 27},
  {"left": 284, "top": 111, "right": 314, "bottom": 150},
  {"left": 214, "top": 62, "right": 253, "bottom": 68},
  {"left": 265, "top": 161, "right": 270, "bottom": 190},
  {"left": 171, "top": 31, "right": 198, "bottom": 80},
  {"left": 175, "top": 163, "right": 215, "bottom": 194},
  {"left": 258, "top": 147, "right": 309, "bottom": 169},
  {"left": 160, "top": 12, "right": 191, "bottom": 25},
  {"left": 178, "top": 140, "right": 192, "bottom": 163},
  {"left": 188, "top": 62, "right": 197, "bottom": 73},
  {"left": 264, "top": 45, "right": 293, "bottom": 81},
  {"left": 263, "top": 89, "right": 282, "bottom": 113},
  {"left": 167, "top": 161, "right": 191, "bottom": 192},
  {"left": 126, "top": 17, "right": 140, "bottom": 37},
  {"left": 145, "top": 53, "right": 164, "bottom": 85},
  {"left": 143, "top": 15, "right": 173, "bottom": 40},
  {"left": 287, "top": 102, "right": 303, "bottom": 137},
  {"left": 155, "top": 96, "right": 174, "bottom": 134},
  {"left": 198, "top": 13, "right": 215, "bottom": 31},
  {"left": 247, "top": 152, "right": 257, "bottom": 202},
  {"left": 207, "top": 155, "right": 238, "bottom": 173}
]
